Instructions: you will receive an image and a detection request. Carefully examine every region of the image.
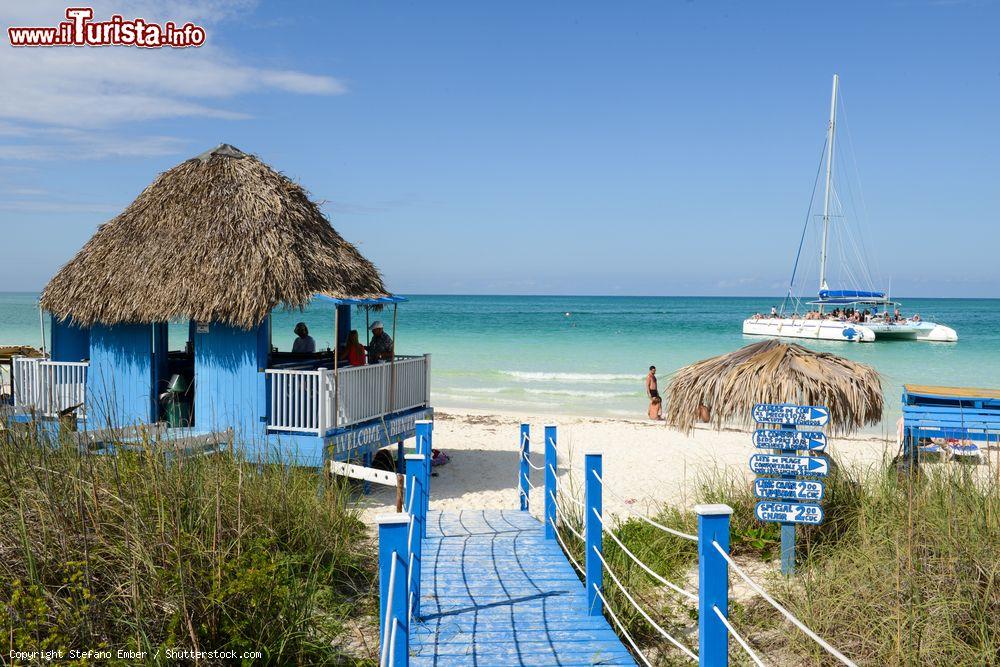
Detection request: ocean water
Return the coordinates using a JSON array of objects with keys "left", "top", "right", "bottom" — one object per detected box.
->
[{"left": 3, "top": 293, "right": 998, "bottom": 431}]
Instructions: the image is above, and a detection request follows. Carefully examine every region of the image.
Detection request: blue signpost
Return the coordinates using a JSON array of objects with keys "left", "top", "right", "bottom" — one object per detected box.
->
[{"left": 751, "top": 403, "right": 828, "bottom": 576}]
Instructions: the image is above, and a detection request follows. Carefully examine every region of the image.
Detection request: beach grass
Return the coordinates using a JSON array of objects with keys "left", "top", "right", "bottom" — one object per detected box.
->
[
  {"left": 0, "top": 424, "right": 377, "bottom": 664},
  {"left": 575, "top": 454, "right": 1000, "bottom": 666}
]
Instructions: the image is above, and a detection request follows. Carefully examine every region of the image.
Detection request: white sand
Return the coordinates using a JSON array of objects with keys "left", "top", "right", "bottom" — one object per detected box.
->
[{"left": 356, "top": 408, "right": 897, "bottom": 522}]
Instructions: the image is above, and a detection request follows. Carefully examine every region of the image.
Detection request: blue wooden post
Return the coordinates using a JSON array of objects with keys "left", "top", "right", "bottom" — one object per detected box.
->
[
  {"left": 377, "top": 513, "right": 409, "bottom": 666},
  {"left": 696, "top": 503, "right": 732, "bottom": 667},
  {"left": 519, "top": 423, "right": 530, "bottom": 511},
  {"left": 585, "top": 452, "right": 603, "bottom": 615},
  {"left": 779, "top": 423, "right": 796, "bottom": 576},
  {"left": 416, "top": 420, "right": 432, "bottom": 539},
  {"left": 544, "top": 425, "right": 557, "bottom": 539},
  {"left": 362, "top": 450, "right": 373, "bottom": 495},
  {"left": 404, "top": 454, "right": 425, "bottom": 621}
]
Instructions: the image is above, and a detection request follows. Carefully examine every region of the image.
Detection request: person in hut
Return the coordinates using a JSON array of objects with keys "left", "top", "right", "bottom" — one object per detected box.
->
[
  {"left": 344, "top": 329, "right": 367, "bottom": 366},
  {"left": 292, "top": 322, "right": 316, "bottom": 354},
  {"left": 367, "top": 321, "right": 394, "bottom": 362}
]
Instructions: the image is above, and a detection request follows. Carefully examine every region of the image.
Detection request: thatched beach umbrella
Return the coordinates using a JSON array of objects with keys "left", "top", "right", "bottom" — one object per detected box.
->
[
  {"left": 666, "top": 340, "right": 882, "bottom": 435},
  {"left": 41, "top": 144, "right": 388, "bottom": 329}
]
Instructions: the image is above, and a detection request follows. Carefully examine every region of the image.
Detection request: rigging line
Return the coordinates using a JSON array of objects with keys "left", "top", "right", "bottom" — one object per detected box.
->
[
  {"left": 548, "top": 516, "right": 585, "bottom": 576},
  {"left": 592, "top": 470, "right": 698, "bottom": 542},
  {"left": 592, "top": 546, "right": 699, "bottom": 661},
  {"left": 592, "top": 507, "right": 697, "bottom": 602},
  {"left": 591, "top": 584, "right": 656, "bottom": 667},
  {"left": 838, "top": 89, "right": 883, "bottom": 289},
  {"left": 712, "top": 541, "right": 858, "bottom": 667},
  {"left": 832, "top": 146, "right": 877, "bottom": 293},
  {"left": 784, "top": 134, "right": 830, "bottom": 314},
  {"left": 713, "top": 605, "right": 767, "bottom": 667}
]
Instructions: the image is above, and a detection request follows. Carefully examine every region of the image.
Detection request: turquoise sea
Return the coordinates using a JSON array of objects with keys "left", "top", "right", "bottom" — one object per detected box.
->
[{"left": 3, "top": 293, "right": 998, "bottom": 433}]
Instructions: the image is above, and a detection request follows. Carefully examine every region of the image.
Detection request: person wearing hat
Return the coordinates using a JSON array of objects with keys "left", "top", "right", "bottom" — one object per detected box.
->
[
  {"left": 292, "top": 322, "right": 316, "bottom": 354},
  {"left": 367, "top": 320, "right": 393, "bottom": 362}
]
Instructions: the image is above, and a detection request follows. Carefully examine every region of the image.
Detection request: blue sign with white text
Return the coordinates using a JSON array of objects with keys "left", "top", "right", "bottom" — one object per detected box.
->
[
  {"left": 753, "top": 429, "right": 827, "bottom": 451},
  {"left": 749, "top": 453, "right": 829, "bottom": 477},
  {"left": 753, "top": 478, "right": 825, "bottom": 501},
  {"left": 755, "top": 501, "right": 824, "bottom": 525},
  {"left": 752, "top": 404, "right": 830, "bottom": 426}
]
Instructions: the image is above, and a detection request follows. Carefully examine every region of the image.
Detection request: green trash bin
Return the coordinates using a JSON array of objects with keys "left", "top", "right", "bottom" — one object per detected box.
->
[{"left": 161, "top": 374, "right": 192, "bottom": 427}]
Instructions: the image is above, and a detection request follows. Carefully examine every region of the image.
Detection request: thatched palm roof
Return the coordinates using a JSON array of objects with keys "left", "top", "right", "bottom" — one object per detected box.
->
[
  {"left": 41, "top": 144, "right": 388, "bottom": 329},
  {"left": 666, "top": 340, "right": 882, "bottom": 435}
]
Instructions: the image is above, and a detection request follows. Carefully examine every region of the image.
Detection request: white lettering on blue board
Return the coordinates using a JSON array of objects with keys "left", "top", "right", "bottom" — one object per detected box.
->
[
  {"left": 751, "top": 404, "right": 830, "bottom": 426},
  {"left": 755, "top": 501, "right": 824, "bottom": 525},
  {"left": 749, "top": 454, "right": 829, "bottom": 477},
  {"left": 752, "top": 429, "right": 827, "bottom": 451},
  {"left": 328, "top": 408, "right": 432, "bottom": 455},
  {"left": 753, "top": 478, "right": 825, "bottom": 501}
]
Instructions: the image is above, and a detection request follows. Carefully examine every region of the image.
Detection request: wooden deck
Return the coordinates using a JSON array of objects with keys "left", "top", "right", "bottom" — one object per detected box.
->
[{"left": 411, "top": 509, "right": 636, "bottom": 666}]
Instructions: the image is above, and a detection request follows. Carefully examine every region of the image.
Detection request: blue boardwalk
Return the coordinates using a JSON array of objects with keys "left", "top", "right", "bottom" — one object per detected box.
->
[{"left": 411, "top": 509, "right": 636, "bottom": 666}]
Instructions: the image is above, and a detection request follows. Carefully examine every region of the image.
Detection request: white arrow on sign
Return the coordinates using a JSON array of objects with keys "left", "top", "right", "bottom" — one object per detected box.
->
[
  {"left": 753, "top": 478, "right": 825, "bottom": 501},
  {"left": 749, "top": 453, "right": 829, "bottom": 477},
  {"left": 755, "top": 501, "right": 824, "bottom": 525},
  {"left": 752, "top": 429, "right": 827, "bottom": 451},
  {"left": 751, "top": 404, "right": 830, "bottom": 426}
]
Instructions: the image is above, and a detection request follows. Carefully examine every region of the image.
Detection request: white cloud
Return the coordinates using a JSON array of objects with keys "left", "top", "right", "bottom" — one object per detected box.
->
[{"left": 0, "top": 0, "right": 346, "bottom": 160}]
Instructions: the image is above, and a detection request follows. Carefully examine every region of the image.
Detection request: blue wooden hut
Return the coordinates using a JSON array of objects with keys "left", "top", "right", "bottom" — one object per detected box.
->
[{"left": 13, "top": 144, "right": 431, "bottom": 467}]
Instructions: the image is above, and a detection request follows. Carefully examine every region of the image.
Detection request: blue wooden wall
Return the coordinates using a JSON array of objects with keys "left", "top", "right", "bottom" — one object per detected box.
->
[
  {"left": 87, "top": 323, "right": 153, "bottom": 428},
  {"left": 193, "top": 318, "right": 269, "bottom": 445},
  {"left": 50, "top": 316, "right": 90, "bottom": 362}
]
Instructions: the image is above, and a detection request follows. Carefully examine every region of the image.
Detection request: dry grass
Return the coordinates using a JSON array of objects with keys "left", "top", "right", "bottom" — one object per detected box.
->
[
  {"left": 665, "top": 340, "right": 883, "bottom": 435},
  {"left": 0, "top": 424, "right": 378, "bottom": 664},
  {"left": 41, "top": 144, "right": 388, "bottom": 330}
]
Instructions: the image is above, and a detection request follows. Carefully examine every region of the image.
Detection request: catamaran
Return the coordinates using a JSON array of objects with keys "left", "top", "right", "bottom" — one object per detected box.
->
[{"left": 743, "top": 75, "right": 957, "bottom": 343}]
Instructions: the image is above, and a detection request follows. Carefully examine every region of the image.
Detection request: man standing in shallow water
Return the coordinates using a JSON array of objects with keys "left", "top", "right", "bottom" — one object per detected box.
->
[{"left": 645, "top": 365, "right": 660, "bottom": 416}]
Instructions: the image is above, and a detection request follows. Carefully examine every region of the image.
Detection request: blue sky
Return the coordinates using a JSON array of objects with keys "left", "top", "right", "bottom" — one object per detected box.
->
[{"left": 0, "top": 1, "right": 997, "bottom": 297}]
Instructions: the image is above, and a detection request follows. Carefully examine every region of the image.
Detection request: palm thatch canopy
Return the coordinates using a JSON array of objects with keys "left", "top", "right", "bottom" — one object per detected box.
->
[
  {"left": 41, "top": 144, "right": 388, "bottom": 329},
  {"left": 666, "top": 340, "right": 883, "bottom": 435}
]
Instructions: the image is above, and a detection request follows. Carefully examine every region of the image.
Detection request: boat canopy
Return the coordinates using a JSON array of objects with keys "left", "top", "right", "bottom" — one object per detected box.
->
[
  {"left": 818, "top": 289, "right": 886, "bottom": 300},
  {"left": 313, "top": 294, "right": 408, "bottom": 306}
]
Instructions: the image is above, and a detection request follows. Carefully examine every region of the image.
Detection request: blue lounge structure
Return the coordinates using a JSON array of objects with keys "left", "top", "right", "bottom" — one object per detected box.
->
[
  {"left": 902, "top": 384, "right": 1000, "bottom": 460},
  {"left": 10, "top": 144, "right": 431, "bottom": 467}
]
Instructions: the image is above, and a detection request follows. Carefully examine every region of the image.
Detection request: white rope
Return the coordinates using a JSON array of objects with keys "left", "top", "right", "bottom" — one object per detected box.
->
[
  {"left": 712, "top": 541, "right": 857, "bottom": 667},
  {"left": 591, "top": 584, "right": 654, "bottom": 667},
  {"left": 713, "top": 605, "right": 766, "bottom": 667},
  {"left": 547, "top": 436, "right": 556, "bottom": 448},
  {"left": 593, "top": 470, "right": 697, "bottom": 542},
  {"left": 549, "top": 491, "right": 585, "bottom": 542},
  {"left": 548, "top": 516, "right": 585, "bottom": 576},
  {"left": 523, "top": 475, "right": 537, "bottom": 491},
  {"left": 521, "top": 450, "right": 544, "bottom": 470},
  {"left": 406, "top": 484, "right": 418, "bottom": 547},
  {"left": 593, "top": 546, "right": 698, "bottom": 661},
  {"left": 379, "top": 555, "right": 399, "bottom": 667},
  {"left": 592, "top": 508, "right": 697, "bottom": 602}
]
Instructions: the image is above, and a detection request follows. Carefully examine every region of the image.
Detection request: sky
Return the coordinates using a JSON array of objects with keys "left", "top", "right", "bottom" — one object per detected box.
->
[{"left": 0, "top": 1, "right": 997, "bottom": 297}]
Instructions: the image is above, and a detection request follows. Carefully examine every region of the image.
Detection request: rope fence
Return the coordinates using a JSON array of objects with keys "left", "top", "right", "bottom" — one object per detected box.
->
[{"left": 519, "top": 422, "right": 859, "bottom": 667}]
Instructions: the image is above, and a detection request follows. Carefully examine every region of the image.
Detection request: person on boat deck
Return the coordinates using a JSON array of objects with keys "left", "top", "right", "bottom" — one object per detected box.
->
[
  {"left": 367, "top": 321, "right": 394, "bottom": 362},
  {"left": 344, "top": 329, "right": 366, "bottom": 366},
  {"left": 646, "top": 366, "right": 659, "bottom": 400},
  {"left": 770, "top": 306, "right": 777, "bottom": 317},
  {"left": 648, "top": 396, "right": 663, "bottom": 421},
  {"left": 292, "top": 322, "right": 315, "bottom": 354},
  {"left": 894, "top": 308, "right": 902, "bottom": 322}
]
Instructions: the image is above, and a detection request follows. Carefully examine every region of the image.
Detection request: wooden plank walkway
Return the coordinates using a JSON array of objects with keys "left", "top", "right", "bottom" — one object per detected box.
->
[{"left": 411, "top": 509, "right": 637, "bottom": 666}]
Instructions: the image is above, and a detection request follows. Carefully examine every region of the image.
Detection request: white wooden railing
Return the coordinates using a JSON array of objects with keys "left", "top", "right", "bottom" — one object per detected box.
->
[
  {"left": 12, "top": 356, "right": 88, "bottom": 417},
  {"left": 265, "top": 354, "right": 431, "bottom": 435}
]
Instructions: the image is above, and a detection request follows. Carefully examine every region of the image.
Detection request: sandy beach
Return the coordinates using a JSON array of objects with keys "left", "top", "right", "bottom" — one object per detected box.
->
[{"left": 357, "top": 408, "right": 900, "bottom": 522}]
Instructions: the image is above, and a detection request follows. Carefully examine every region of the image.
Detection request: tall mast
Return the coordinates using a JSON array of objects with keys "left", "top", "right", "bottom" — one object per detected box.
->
[{"left": 818, "top": 73, "right": 839, "bottom": 294}]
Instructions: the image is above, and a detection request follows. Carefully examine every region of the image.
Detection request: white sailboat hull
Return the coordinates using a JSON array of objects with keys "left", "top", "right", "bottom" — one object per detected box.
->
[
  {"left": 865, "top": 321, "right": 958, "bottom": 342},
  {"left": 743, "top": 318, "right": 875, "bottom": 342}
]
